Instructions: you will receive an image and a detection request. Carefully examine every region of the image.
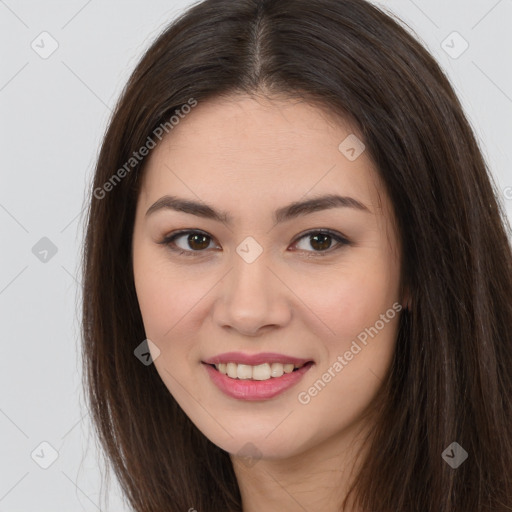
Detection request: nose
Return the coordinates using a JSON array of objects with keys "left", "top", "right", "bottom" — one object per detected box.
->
[{"left": 212, "top": 251, "right": 292, "bottom": 337}]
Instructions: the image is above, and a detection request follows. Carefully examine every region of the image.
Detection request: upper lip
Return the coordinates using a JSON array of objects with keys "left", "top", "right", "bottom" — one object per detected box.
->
[{"left": 202, "top": 352, "right": 313, "bottom": 366}]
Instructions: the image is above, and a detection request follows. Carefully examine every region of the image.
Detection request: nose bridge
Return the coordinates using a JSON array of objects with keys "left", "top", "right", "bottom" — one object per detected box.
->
[
  {"left": 213, "top": 240, "right": 290, "bottom": 335},
  {"left": 228, "top": 245, "right": 274, "bottom": 312}
]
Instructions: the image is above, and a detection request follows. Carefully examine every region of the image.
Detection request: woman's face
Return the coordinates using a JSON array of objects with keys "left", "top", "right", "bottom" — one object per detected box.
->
[{"left": 132, "top": 94, "right": 404, "bottom": 460}]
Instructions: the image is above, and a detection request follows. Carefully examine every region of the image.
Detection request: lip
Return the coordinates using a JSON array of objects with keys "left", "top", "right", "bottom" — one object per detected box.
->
[
  {"left": 202, "top": 361, "right": 314, "bottom": 401},
  {"left": 202, "top": 351, "right": 313, "bottom": 366}
]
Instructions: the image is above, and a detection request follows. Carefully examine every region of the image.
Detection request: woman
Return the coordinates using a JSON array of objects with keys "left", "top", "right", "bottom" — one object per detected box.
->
[{"left": 81, "top": 0, "right": 512, "bottom": 510}]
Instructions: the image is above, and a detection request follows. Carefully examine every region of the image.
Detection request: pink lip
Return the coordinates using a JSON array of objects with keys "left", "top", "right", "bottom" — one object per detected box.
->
[
  {"left": 202, "top": 351, "right": 312, "bottom": 366},
  {"left": 203, "top": 361, "right": 314, "bottom": 401}
]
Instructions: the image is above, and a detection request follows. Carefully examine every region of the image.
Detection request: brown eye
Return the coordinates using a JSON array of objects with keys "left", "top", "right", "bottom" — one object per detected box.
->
[
  {"left": 160, "top": 229, "right": 350, "bottom": 258},
  {"left": 309, "top": 233, "right": 332, "bottom": 251},
  {"left": 183, "top": 233, "right": 211, "bottom": 251},
  {"left": 292, "top": 230, "right": 349, "bottom": 255},
  {"left": 160, "top": 230, "right": 216, "bottom": 256}
]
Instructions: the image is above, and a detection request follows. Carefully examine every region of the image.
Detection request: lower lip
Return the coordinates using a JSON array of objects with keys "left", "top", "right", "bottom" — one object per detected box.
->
[{"left": 203, "top": 362, "right": 314, "bottom": 401}]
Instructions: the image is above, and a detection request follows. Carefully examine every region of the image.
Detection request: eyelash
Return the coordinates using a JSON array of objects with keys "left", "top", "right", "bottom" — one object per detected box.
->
[{"left": 158, "top": 229, "right": 351, "bottom": 258}]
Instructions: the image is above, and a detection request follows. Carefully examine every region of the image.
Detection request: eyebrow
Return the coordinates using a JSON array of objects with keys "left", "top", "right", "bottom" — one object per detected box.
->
[{"left": 145, "top": 193, "right": 370, "bottom": 225}]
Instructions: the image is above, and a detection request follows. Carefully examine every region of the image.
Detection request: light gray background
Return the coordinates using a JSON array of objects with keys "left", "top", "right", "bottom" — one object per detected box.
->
[{"left": 1, "top": 1, "right": 511, "bottom": 510}]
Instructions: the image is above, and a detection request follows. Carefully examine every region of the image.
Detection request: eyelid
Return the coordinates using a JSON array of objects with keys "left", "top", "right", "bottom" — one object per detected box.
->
[{"left": 159, "top": 228, "right": 351, "bottom": 257}]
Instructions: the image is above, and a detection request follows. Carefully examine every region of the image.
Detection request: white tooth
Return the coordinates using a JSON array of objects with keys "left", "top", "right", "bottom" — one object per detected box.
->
[
  {"left": 270, "top": 362, "right": 284, "bottom": 378},
  {"left": 227, "top": 362, "right": 238, "bottom": 378},
  {"left": 237, "top": 364, "right": 253, "bottom": 380},
  {"left": 252, "top": 363, "right": 271, "bottom": 380},
  {"left": 220, "top": 362, "right": 300, "bottom": 380},
  {"left": 283, "top": 363, "right": 294, "bottom": 374}
]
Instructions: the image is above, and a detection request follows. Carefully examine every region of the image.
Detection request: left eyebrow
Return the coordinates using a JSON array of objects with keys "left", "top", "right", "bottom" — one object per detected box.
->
[{"left": 145, "top": 193, "right": 371, "bottom": 225}]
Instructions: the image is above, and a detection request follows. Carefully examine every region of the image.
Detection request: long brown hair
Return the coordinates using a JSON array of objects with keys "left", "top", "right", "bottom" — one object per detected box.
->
[{"left": 80, "top": 0, "right": 512, "bottom": 510}]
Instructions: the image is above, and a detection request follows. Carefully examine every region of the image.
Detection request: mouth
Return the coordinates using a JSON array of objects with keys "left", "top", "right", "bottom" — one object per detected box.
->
[
  {"left": 202, "top": 360, "right": 315, "bottom": 400},
  {"left": 205, "top": 361, "right": 314, "bottom": 381}
]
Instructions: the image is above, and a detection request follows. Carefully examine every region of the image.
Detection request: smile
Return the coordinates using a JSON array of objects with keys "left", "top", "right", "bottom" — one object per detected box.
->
[
  {"left": 212, "top": 361, "right": 306, "bottom": 380},
  {"left": 202, "top": 361, "right": 314, "bottom": 401}
]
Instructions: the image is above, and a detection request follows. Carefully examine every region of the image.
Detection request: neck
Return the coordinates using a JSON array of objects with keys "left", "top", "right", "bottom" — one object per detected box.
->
[{"left": 230, "top": 417, "right": 373, "bottom": 512}]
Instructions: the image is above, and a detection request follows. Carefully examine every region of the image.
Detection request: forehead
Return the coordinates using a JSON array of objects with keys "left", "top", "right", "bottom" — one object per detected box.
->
[
  {"left": 148, "top": 93, "right": 360, "bottom": 164},
  {"left": 140, "top": 94, "right": 386, "bottom": 216}
]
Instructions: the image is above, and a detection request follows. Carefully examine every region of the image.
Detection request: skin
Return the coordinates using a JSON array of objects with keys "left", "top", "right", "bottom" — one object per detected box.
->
[{"left": 132, "top": 93, "right": 406, "bottom": 512}]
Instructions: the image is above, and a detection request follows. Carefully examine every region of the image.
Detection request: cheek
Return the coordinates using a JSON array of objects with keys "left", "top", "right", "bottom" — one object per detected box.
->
[
  {"left": 307, "top": 261, "right": 399, "bottom": 350},
  {"left": 133, "top": 245, "right": 190, "bottom": 340},
  {"left": 296, "top": 285, "right": 400, "bottom": 443},
  {"left": 132, "top": 246, "right": 217, "bottom": 372},
  {"left": 133, "top": 267, "right": 172, "bottom": 338}
]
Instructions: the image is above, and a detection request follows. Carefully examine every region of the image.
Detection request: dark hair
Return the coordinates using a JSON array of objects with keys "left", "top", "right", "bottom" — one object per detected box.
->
[{"left": 80, "top": 0, "right": 512, "bottom": 510}]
